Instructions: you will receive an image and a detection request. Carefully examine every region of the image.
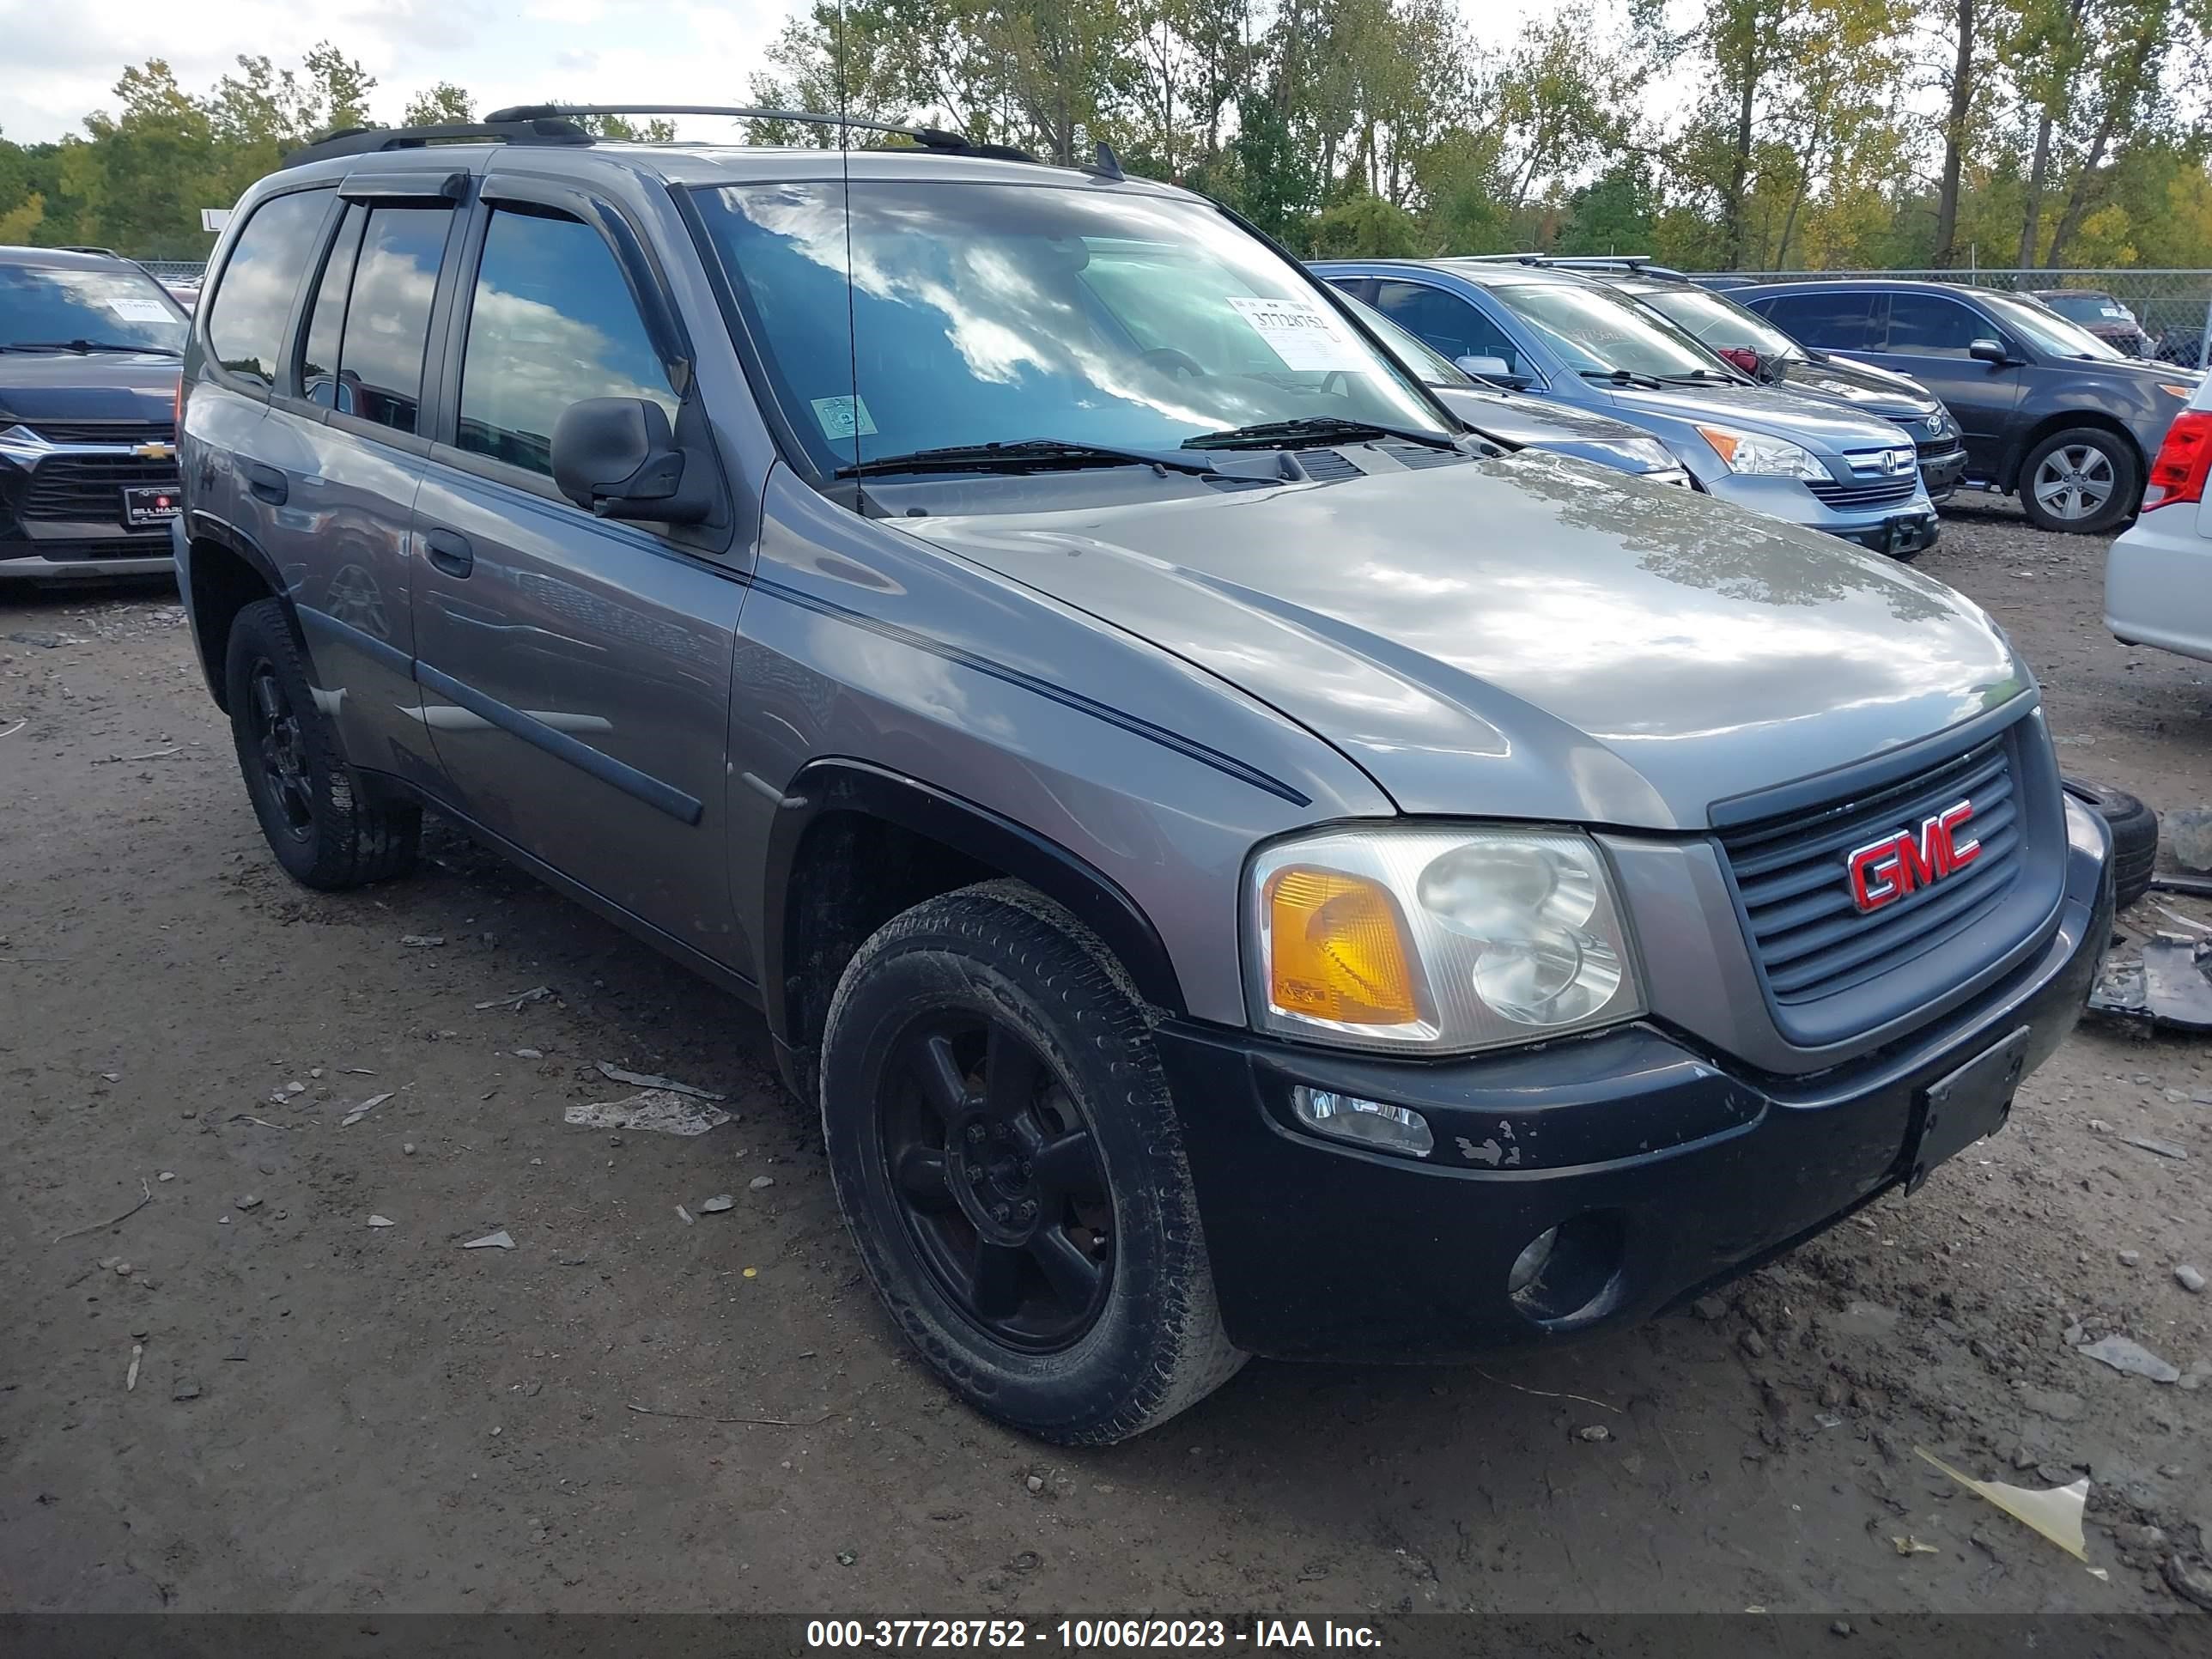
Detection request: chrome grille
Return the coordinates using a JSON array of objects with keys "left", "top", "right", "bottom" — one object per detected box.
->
[
  {"left": 1720, "top": 736, "right": 2022, "bottom": 1006},
  {"left": 1807, "top": 475, "right": 1918, "bottom": 510},
  {"left": 24, "top": 420, "right": 175, "bottom": 447},
  {"left": 21, "top": 455, "right": 182, "bottom": 520}
]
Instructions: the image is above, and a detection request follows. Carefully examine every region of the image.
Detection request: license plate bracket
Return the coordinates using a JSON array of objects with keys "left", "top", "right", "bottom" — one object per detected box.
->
[
  {"left": 1882, "top": 513, "right": 1931, "bottom": 555},
  {"left": 1904, "top": 1025, "right": 2030, "bottom": 1194},
  {"left": 121, "top": 485, "right": 180, "bottom": 528}
]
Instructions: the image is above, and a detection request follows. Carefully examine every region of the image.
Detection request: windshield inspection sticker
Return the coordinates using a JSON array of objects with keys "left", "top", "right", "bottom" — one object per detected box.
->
[
  {"left": 1227, "top": 295, "right": 1370, "bottom": 373},
  {"left": 106, "top": 298, "right": 173, "bottom": 323},
  {"left": 810, "top": 394, "right": 878, "bottom": 441}
]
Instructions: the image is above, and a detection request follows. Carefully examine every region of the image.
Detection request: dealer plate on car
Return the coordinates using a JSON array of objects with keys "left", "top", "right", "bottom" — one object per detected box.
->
[
  {"left": 122, "top": 484, "right": 181, "bottom": 528},
  {"left": 1904, "top": 1024, "right": 2030, "bottom": 1193}
]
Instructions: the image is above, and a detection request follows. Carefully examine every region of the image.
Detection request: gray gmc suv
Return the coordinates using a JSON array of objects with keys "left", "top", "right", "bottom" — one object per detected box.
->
[{"left": 174, "top": 107, "right": 2112, "bottom": 1445}]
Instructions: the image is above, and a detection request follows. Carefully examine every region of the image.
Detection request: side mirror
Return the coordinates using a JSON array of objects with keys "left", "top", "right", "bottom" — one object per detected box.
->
[
  {"left": 551, "top": 397, "right": 714, "bottom": 524},
  {"left": 1968, "top": 337, "right": 2012, "bottom": 366},
  {"left": 1455, "top": 354, "right": 1529, "bottom": 388}
]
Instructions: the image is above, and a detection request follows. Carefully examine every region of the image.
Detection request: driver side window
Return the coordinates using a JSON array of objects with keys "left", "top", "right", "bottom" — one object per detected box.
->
[{"left": 1372, "top": 282, "right": 1520, "bottom": 375}]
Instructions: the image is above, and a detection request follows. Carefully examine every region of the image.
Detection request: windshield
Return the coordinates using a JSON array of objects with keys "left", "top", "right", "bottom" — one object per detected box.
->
[
  {"left": 690, "top": 179, "right": 1449, "bottom": 476},
  {"left": 1339, "top": 292, "right": 1472, "bottom": 386},
  {"left": 1634, "top": 285, "right": 1803, "bottom": 361},
  {"left": 0, "top": 262, "right": 186, "bottom": 352},
  {"left": 1488, "top": 280, "right": 1732, "bottom": 379},
  {"left": 2039, "top": 291, "right": 2130, "bottom": 325},
  {"left": 1980, "top": 290, "right": 2124, "bottom": 361}
]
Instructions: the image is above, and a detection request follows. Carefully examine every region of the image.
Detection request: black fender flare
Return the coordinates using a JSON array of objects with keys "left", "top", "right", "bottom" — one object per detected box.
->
[
  {"left": 758, "top": 759, "right": 1189, "bottom": 1050},
  {"left": 179, "top": 509, "right": 311, "bottom": 705}
]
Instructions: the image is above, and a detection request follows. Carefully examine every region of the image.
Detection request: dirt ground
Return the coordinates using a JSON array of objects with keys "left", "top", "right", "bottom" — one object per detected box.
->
[{"left": 3, "top": 496, "right": 2209, "bottom": 1619}]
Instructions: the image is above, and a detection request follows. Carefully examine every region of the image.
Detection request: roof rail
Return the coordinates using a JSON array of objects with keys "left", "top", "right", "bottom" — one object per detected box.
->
[
  {"left": 1460, "top": 252, "right": 1690, "bottom": 282},
  {"left": 483, "top": 104, "right": 1038, "bottom": 162},
  {"left": 58, "top": 244, "right": 126, "bottom": 258},
  {"left": 282, "top": 116, "right": 594, "bottom": 168}
]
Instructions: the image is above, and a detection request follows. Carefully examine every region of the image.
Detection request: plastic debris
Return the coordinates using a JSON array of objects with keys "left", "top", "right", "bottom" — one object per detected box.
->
[
  {"left": 2120, "top": 1134, "right": 2189, "bottom": 1160},
  {"left": 594, "top": 1061, "right": 724, "bottom": 1100},
  {"left": 367, "top": 1215, "right": 395, "bottom": 1229},
  {"left": 400, "top": 935, "right": 446, "bottom": 948},
  {"left": 125, "top": 1344, "right": 142, "bottom": 1392},
  {"left": 700, "top": 1194, "right": 733, "bottom": 1213},
  {"left": 564, "top": 1090, "right": 731, "bottom": 1137},
  {"left": 2075, "top": 1334, "right": 2182, "bottom": 1382},
  {"left": 1890, "top": 1535, "right": 1940, "bottom": 1556},
  {"left": 341, "top": 1091, "right": 396, "bottom": 1127},
  {"left": 461, "top": 1230, "right": 514, "bottom": 1250},
  {"left": 475, "top": 986, "right": 552, "bottom": 1012},
  {"left": 676, "top": 1205, "right": 696, "bottom": 1225},
  {"left": 1916, "top": 1447, "right": 2087, "bottom": 1563}
]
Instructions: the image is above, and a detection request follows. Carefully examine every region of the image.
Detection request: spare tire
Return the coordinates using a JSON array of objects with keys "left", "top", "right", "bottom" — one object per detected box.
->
[{"left": 2062, "top": 777, "right": 2157, "bottom": 910}]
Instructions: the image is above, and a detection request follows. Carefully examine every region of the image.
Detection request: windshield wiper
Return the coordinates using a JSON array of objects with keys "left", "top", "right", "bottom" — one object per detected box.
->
[
  {"left": 8, "top": 338, "right": 180, "bottom": 356},
  {"left": 1659, "top": 369, "right": 1746, "bottom": 386},
  {"left": 835, "top": 437, "right": 1220, "bottom": 479},
  {"left": 1578, "top": 368, "right": 1665, "bottom": 391},
  {"left": 1182, "top": 416, "right": 1455, "bottom": 452}
]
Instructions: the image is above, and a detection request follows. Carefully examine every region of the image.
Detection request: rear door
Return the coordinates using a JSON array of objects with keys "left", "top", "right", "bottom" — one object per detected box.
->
[
  {"left": 277, "top": 181, "right": 467, "bottom": 784},
  {"left": 407, "top": 176, "right": 745, "bottom": 963},
  {"left": 1863, "top": 292, "right": 2023, "bottom": 477}
]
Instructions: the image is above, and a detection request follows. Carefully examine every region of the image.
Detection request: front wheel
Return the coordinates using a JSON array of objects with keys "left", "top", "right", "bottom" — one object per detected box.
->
[
  {"left": 819, "top": 881, "right": 1243, "bottom": 1443},
  {"left": 2020, "top": 427, "right": 2140, "bottom": 534}
]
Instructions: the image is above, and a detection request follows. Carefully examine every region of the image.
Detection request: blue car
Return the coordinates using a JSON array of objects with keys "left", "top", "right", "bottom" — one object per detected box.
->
[{"left": 1314, "top": 258, "right": 1941, "bottom": 556}]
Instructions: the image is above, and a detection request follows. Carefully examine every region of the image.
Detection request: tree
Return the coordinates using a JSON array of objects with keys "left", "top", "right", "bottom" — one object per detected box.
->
[{"left": 402, "top": 83, "right": 476, "bottom": 127}]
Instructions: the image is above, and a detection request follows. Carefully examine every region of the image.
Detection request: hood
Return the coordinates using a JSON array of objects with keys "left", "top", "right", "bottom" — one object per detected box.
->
[
  {"left": 906, "top": 454, "right": 2027, "bottom": 830},
  {"left": 1603, "top": 380, "right": 1911, "bottom": 450},
  {"left": 1772, "top": 355, "right": 1935, "bottom": 420},
  {"left": 1431, "top": 385, "right": 1673, "bottom": 476},
  {"left": 0, "top": 352, "right": 181, "bottom": 426}
]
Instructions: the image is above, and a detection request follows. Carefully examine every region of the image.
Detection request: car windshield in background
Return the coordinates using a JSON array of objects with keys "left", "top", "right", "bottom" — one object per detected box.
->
[
  {"left": 1981, "top": 290, "right": 2124, "bottom": 362},
  {"left": 2040, "top": 292, "right": 2128, "bottom": 324},
  {"left": 1340, "top": 292, "right": 1473, "bottom": 386},
  {"left": 1637, "top": 286, "right": 1805, "bottom": 361},
  {"left": 690, "top": 179, "right": 1449, "bottom": 476},
  {"left": 0, "top": 264, "right": 186, "bottom": 353},
  {"left": 1488, "top": 281, "right": 1729, "bottom": 380}
]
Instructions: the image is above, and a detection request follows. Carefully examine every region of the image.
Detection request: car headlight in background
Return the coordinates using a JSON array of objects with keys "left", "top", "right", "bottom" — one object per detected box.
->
[
  {"left": 1694, "top": 423, "right": 1829, "bottom": 481},
  {"left": 1245, "top": 825, "right": 1645, "bottom": 1053}
]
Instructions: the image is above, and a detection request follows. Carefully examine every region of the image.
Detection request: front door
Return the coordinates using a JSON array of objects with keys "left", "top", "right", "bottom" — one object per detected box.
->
[
  {"left": 407, "top": 193, "right": 746, "bottom": 965},
  {"left": 1861, "top": 292, "right": 2024, "bottom": 478}
]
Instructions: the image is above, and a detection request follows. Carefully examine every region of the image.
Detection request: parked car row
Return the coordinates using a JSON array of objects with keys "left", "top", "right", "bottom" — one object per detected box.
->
[{"left": 142, "top": 107, "right": 2118, "bottom": 1445}]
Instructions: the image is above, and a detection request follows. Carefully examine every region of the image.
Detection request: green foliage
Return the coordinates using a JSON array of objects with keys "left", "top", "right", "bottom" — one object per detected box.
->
[{"left": 0, "top": 5, "right": 2207, "bottom": 268}]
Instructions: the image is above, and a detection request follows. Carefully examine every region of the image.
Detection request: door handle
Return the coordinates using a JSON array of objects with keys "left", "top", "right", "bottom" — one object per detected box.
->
[
  {"left": 423, "top": 528, "right": 474, "bottom": 578},
  {"left": 246, "top": 463, "right": 288, "bottom": 505}
]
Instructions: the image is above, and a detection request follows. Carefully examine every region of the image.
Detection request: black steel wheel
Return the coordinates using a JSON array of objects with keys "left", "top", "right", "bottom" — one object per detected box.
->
[
  {"left": 224, "top": 598, "right": 419, "bottom": 890},
  {"left": 820, "top": 881, "right": 1244, "bottom": 1444}
]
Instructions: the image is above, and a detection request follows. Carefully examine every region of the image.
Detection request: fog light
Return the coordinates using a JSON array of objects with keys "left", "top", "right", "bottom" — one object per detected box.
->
[{"left": 1291, "top": 1085, "right": 1433, "bottom": 1158}]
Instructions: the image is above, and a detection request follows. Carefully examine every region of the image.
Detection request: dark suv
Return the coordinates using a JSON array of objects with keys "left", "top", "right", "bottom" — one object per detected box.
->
[
  {"left": 1, "top": 246, "right": 189, "bottom": 580},
  {"left": 1734, "top": 278, "right": 2203, "bottom": 534},
  {"left": 173, "top": 108, "right": 2110, "bottom": 1444}
]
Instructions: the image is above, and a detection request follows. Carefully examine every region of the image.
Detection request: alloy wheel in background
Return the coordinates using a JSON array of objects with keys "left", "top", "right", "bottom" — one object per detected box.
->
[{"left": 2031, "top": 444, "right": 2117, "bottom": 524}]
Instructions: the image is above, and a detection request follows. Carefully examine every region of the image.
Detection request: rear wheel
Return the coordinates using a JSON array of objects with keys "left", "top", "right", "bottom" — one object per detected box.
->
[
  {"left": 819, "top": 881, "right": 1243, "bottom": 1444},
  {"left": 2020, "top": 427, "right": 2139, "bottom": 534},
  {"left": 225, "top": 598, "right": 419, "bottom": 890}
]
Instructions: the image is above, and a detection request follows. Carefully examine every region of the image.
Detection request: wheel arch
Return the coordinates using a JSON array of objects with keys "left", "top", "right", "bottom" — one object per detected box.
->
[
  {"left": 180, "top": 516, "right": 296, "bottom": 714},
  {"left": 761, "top": 760, "right": 1189, "bottom": 1095},
  {"left": 2002, "top": 409, "right": 2145, "bottom": 495}
]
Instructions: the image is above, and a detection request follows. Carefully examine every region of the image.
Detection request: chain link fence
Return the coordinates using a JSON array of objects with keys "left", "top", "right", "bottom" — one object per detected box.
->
[
  {"left": 137, "top": 259, "right": 209, "bottom": 286},
  {"left": 1698, "top": 267, "right": 2212, "bottom": 369}
]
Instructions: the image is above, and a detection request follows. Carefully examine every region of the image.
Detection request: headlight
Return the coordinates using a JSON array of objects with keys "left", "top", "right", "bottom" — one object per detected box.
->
[
  {"left": 1245, "top": 825, "right": 1645, "bottom": 1052},
  {"left": 1694, "top": 423, "right": 1829, "bottom": 480}
]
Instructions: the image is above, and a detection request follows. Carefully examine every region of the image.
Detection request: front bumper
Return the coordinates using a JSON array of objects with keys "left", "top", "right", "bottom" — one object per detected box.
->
[
  {"left": 1701, "top": 473, "right": 1941, "bottom": 556},
  {"left": 1158, "top": 813, "right": 2110, "bottom": 1363},
  {"left": 1919, "top": 444, "right": 1968, "bottom": 503},
  {"left": 1, "top": 436, "right": 183, "bottom": 580}
]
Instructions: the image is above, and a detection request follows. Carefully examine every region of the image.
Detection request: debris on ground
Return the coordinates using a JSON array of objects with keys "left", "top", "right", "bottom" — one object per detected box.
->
[
  {"left": 2168, "top": 1554, "right": 2212, "bottom": 1611},
  {"left": 1575, "top": 1425, "right": 1611, "bottom": 1443},
  {"left": 1916, "top": 1448, "right": 2087, "bottom": 1563},
  {"left": 2169, "top": 807, "right": 2212, "bottom": 872},
  {"left": 593, "top": 1061, "right": 724, "bottom": 1100},
  {"left": 341, "top": 1091, "right": 396, "bottom": 1127},
  {"left": 514, "top": 1048, "right": 543, "bottom": 1060},
  {"left": 235, "top": 1194, "right": 262, "bottom": 1212},
  {"left": 700, "top": 1194, "right": 733, "bottom": 1213},
  {"left": 749, "top": 1175, "right": 775, "bottom": 1191},
  {"left": 461, "top": 1230, "right": 514, "bottom": 1250},
  {"left": 1890, "top": 1535, "right": 1940, "bottom": 1556},
  {"left": 676, "top": 1206, "right": 695, "bottom": 1225},
  {"left": 172, "top": 1378, "right": 202, "bottom": 1402},
  {"left": 2075, "top": 1334, "right": 2182, "bottom": 1383},
  {"left": 475, "top": 986, "right": 551, "bottom": 1012},
  {"left": 399, "top": 935, "right": 446, "bottom": 948},
  {"left": 52, "top": 1175, "right": 153, "bottom": 1244},
  {"left": 2121, "top": 1134, "right": 2190, "bottom": 1160},
  {"left": 125, "top": 1344, "right": 141, "bottom": 1392},
  {"left": 564, "top": 1090, "right": 732, "bottom": 1137},
  {"left": 367, "top": 1215, "right": 394, "bottom": 1229},
  {"left": 2179, "top": 1265, "right": 2207, "bottom": 1292},
  {"left": 2088, "top": 937, "right": 2212, "bottom": 1030}
]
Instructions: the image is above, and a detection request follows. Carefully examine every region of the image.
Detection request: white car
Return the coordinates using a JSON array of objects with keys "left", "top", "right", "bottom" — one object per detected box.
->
[{"left": 2107, "top": 374, "right": 2212, "bottom": 659}]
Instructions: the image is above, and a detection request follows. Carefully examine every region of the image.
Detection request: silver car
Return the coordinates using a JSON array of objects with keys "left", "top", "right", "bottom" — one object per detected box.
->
[{"left": 175, "top": 106, "right": 2112, "bottom": 1444}]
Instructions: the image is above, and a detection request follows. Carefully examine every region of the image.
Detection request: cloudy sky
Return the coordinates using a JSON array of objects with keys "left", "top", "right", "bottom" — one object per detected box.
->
[{"left": 0, "top": 0, "right": 1570, "bottom": 147}]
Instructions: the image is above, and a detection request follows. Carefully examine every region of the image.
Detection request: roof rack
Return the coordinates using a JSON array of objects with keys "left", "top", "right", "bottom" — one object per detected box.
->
[
  {"left": 483, "top": 104, "right": 1037, "bottom": 163},
  {"left": 58, "top": 244, "right": 126, "bottom": 258},
  {"left": 1462, "top": 252, "right": 1689, "bottom": 281},
  {"left": 283, "top": 116, "right": 594, "bottom": 168}
]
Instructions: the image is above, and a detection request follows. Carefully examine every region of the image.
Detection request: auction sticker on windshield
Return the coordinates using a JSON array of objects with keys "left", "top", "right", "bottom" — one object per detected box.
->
[
  {"left": 1227, "top": 295, "right": 1370, "bottom": 373},
  {"left": 107, "top": 298, "right": 174, "bottom": 323}
]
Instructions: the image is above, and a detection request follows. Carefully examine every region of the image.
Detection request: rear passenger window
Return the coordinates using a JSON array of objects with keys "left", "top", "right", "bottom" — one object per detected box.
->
[
  {"left": 1759, "top": 291, "right": 1876, "bottom": 352},
  {"left": 300, "top": 204, "right": 367, "bottom": 408},
  {"left": 204, "top": 189, "right": 332, "bottom": 387},
  {"left": 334, "top": 206, "right": 452, "bottom": 434},
  {"left": 455, "top": 208, "right": 676, "bottom": 478}
]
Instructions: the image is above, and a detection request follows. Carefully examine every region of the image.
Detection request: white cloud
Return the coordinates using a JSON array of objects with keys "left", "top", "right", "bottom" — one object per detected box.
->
[{"left": 0, "top": 0, "right": 804, "bottom": 145}]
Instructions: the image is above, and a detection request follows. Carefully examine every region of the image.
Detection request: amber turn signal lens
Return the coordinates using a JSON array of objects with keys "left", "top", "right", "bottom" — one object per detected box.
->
[{"left": 1266, "top": 867, "right": 1421, "bottom": 1026}]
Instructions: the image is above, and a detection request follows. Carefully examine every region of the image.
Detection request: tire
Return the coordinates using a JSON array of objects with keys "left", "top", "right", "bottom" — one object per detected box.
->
[
  {"left": 224, "top": 598, "right": 420, "bottom": 890},
  {"left": 2019, "top": 427, "right": 2141, "bottom": 535},
  {"left": 2062, "top": 776, "right": 2156, "bottom": 910},
  {"left": 819, "top": 880, "right": 1244, "bottom": 1444}
]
